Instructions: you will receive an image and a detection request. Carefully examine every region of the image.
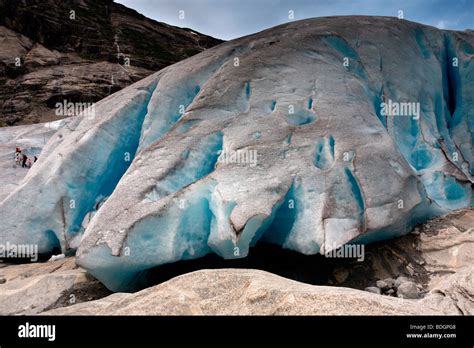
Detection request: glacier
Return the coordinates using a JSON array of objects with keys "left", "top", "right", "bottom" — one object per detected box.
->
[{"left": 0, "top": 16, "right": 472, "bottom": 291}]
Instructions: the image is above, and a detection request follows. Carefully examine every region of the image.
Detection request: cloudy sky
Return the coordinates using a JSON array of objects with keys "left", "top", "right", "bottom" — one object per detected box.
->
[{"left": 116, "top": 0, "right": 473, "bottom": 40}]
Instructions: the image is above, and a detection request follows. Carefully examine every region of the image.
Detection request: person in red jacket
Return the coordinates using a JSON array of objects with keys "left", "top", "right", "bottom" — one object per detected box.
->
[{"left": 15, "top": 150, "right": 21, "bottom": 165}]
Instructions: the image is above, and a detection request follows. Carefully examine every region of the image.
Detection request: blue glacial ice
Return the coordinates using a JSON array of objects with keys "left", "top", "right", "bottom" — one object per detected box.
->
[{"left": 0, "top": 17, "right": 472, "bottom": 291}]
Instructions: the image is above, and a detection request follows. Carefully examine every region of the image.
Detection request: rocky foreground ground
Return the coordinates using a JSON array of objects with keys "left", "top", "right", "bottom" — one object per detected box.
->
[{"left": 0, "top": 208, "right": 471, "bottom": 315}]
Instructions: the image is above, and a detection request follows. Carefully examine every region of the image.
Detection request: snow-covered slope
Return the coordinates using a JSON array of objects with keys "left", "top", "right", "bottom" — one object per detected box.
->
[{"left": 0, "top": 16, "right": 472, "bottom": 291}]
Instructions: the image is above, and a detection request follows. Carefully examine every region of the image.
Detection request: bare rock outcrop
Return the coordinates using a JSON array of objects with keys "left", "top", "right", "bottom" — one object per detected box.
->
[
  {"left": 0, "top": 0, "right": 222, "bottom": 126},
  {"left": 0, "top": 257, "right": 110, "bottom": 315}
]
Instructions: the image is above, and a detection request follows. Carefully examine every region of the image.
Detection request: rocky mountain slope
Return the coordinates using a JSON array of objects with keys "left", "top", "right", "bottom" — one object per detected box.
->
[
  {"left": 0, "top": 16, "right": 472, "bottom": 292},
  {"left": 0, "top": 0, "right": 222, "bottom": 126}
]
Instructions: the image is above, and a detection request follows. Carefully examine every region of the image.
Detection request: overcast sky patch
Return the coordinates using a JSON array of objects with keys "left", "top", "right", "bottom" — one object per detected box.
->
[{"left": 116, "top": 0, "right": 474, "bottom": 40}]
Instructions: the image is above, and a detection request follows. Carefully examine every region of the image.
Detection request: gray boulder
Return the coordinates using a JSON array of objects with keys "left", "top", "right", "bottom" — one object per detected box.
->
[
  {"left": 365, "top": 286, "right": 381, "bottom": 295},
  {"left": 397, "top": 281, "right": 420, "bottom": 299},
  {"left": 383, "top": 278, "right": 396, "bottom": 289},
  {"left": 376, "top": 280, "right": 390, "bottom": 290},
  {"left": 394, "top": 276, "right": 410, "bottom": 288}
]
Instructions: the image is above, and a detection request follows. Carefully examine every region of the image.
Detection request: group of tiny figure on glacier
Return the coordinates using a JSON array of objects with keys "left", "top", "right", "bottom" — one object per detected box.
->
[{"left": 14, "top": 147, "right": 37, "bottom": 168}]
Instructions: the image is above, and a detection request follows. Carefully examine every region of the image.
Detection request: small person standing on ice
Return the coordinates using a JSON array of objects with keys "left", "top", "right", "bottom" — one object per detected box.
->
[
  {"left": 21, "top": 153, "right": 28, "bottom": 168},
  {"left": 15, "top": 148, "right": 22, "bottom": 165}
]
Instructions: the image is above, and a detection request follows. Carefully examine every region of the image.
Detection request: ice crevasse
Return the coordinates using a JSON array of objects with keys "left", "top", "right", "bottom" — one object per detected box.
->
[{"left": 0, "top": 16, "right": 472, "bottom": 291}]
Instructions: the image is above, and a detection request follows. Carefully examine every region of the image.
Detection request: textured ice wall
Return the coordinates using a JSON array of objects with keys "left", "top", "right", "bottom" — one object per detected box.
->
[{"left": 0, "top": 17, "right": 472, "bottom": 291}]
